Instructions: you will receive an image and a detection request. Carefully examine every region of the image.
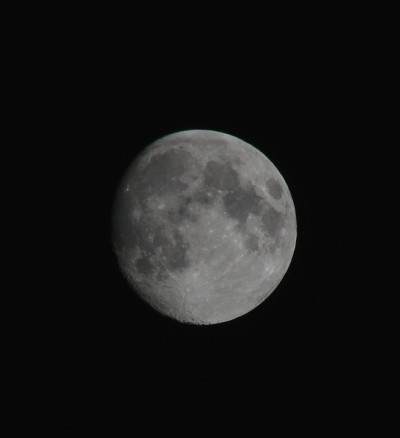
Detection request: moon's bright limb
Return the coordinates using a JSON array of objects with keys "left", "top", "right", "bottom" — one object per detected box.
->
[{"left": 112, "top": 130, "right": 297, "bottom": 324}]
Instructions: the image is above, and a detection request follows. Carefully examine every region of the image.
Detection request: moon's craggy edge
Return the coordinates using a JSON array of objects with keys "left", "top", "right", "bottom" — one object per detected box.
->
[{"left": 112, "top": 130, "right": 296, "bottom": 324}]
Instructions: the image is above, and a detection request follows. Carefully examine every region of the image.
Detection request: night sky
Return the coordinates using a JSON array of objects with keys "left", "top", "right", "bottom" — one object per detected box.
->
[{"left": 4, "top": 2, "right": 394, "bottom": 430}]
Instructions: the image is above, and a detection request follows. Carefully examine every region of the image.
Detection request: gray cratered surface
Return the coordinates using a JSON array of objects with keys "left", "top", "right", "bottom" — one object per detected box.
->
[{"left": 112, "top": 130, "right": 296, "bottom": 324}]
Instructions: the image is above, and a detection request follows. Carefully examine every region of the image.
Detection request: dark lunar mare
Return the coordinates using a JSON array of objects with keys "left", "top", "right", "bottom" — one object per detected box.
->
[
  {"left": 113, "top": 149, "right": 197, "bottom": 279},
  {"left": 201, "top": 160, "right": 285, "bottom": 252},
  {"left": 266, "top": 178, "right": 283, "bottom": 199},
  {"left": 113, "top": 150, "right": 286, "bottom": 277}
]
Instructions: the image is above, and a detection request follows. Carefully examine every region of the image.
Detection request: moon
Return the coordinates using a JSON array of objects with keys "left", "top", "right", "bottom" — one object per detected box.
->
[{"left": 112, "top": 130, "right": 297, "bottom": 324}]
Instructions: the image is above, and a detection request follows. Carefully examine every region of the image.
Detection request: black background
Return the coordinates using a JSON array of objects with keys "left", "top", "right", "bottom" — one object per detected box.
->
[{"left": 3, "top": 2, "right": 395, "bottom": 430}]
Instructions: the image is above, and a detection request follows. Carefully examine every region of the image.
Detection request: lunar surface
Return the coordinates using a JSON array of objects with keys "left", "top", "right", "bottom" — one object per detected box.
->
[{"left": 112, "top": 130, "right": 296, "bottom": 324}]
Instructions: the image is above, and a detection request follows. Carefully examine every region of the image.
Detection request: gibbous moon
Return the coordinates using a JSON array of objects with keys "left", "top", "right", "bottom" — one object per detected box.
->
[{"left": 112, "top": 130, "right": 296, "bottom": 324}]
